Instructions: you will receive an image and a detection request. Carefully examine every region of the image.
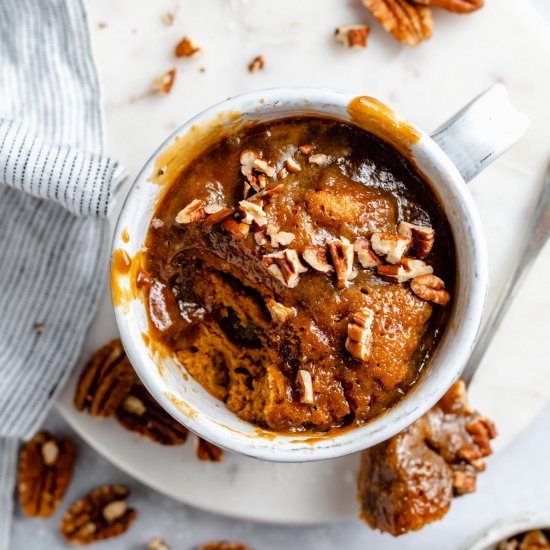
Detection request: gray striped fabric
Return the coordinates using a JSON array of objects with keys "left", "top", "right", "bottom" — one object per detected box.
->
[{"left": 0, "top": 0, "right": 126, "bottom": 547}]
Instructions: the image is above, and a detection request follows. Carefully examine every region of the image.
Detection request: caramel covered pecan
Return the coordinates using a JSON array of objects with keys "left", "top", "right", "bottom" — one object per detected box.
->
[
  {"left": 74, "top": 339, "right": 136, "bottom": 418},
  {"left": 60, "top": 485, "right": 136, "bottom": 545},
  {"left": 115, "top": 383, "right": 189, "bottom": 445},
  {"left": 220, "top": 218, "right": 250, "bottom": 238},
  {"left": 18, "top": 431, "right": 75, "bottom": 518},
  {"left": 362, "top": 0, "right": 433, "bottom": 46},
  {"left": 196, "top": 437, "right": 224, "bottom": 462},
  {"left": 410, "top": 274, "right": 450, "bottom": 305}
]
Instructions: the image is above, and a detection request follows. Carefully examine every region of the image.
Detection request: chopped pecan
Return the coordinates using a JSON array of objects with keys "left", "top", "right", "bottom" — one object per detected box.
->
[
  {"left": 285, "top": 157, "right": 301, "bottom": 174},
  {"left": 60, "top": 485, "right": 136, "bottom": 545},
  {"left": 345, "top": 307, "right": 374, "bottom": 362},
  {"left": 252, "top": 158, "right": 275, "bottom": 178},
  {"left": 74, "top": 339, "right": 137, "bottom": 417},
  {"left": 298, "top": 144, "right": 315, "bottom": 155},
  {"left": 452, "top": 470, "right": 477, "bottom": 495},
  {"left": 152, "top": 68, "right": 176, "bottom": 94},
  {"left": 196, "top": 437, "right": 224, "bottom": 461},
  {"left": 266, "top": 298, "right": 295, "bottom": 323},
  {"left": 335, "top": 25, "right": 370, "bottom": 48},
  {"left": 328, "top": 238, "right": 356, "bottom": 288},
  {"left": 398, "top": 221, "right": 435, "bottom": 259},
  {"left": 410, "top": 274, "right": 450, "bottom": 305},
  {"left": 250, "top": 183, "right": 284, "bottom": 204},
  {"left": 199, "top": 542, "right": 253, "bottom": 550},
  {"left": 115, "top": 383, "right": 189, "bottom": 445},
  {"left": 220, "top": 218, "right": 250, "bottom": 238},
  {"left": 414, "top": 0, "right": 482, "bottom": 13},
  {"left": 204, "top": 207, "right": 235, "bottom": 224},
  {"left": 362, "top": 0, "right": 433, "bottom": 47},
  {"left": 175, "top": 36, "right": 202, "bottom": 57},
  {"left": 149, "top": 538, "right": 171, "bottom": 550},
  {"left": 377, "top": 257, "right": 433, "bottom": 283},
  {"left": 262, "top": 249, "right": 308, "bottom": 288},
  {"left": 18, "top": 431, "right": 75, "bottom": 518},
  {"left": 466, "top": 417, "right": 497, "bottom": 457},
  {"left": 248, "top": 55, "right": 265, "bottom": 73},
  {"left": 238, "top": 200, "right": 268, "bottom": 227},
  {"left": 438, "top": 379, "right": 473, "bottom": 414},
  {"left": 309, "top": 153, "right": 330, "bottom": 166},
  {"left": 150, "top": 217, "right": 164, "bottom": 229},
  {"left": 371, "top": 232, "right": 411, "bottom": 264},
  {"left": 296, "top": 370, "right": 314, "bottom": 404},
  {"left": 302, "top": 245, "right": 334, "bottom": 274},
  {"left": 240, "top": 149, "right": 259, "bottom": 177},
  {"left": 354, "top": 237, "right": 382, "bottom": 268},
  {"left": 175, "top": 199, "right": 206, "bottom": 224},
  {"left": 266, "top": 224, "right": 295, "bottom": 247}
]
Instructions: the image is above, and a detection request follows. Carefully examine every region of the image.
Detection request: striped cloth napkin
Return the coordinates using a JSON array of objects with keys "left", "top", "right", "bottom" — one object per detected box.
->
[{"left": 0, "top": 0, "right": 126, "bottom": 547}]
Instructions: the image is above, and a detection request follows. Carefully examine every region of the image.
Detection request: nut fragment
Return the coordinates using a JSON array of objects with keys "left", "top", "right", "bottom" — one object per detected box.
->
[
  {"left": 150, "top": 217, "right": 164, "bottom": 229},
  {"left": 335, "top": 25, "right": 370, "bottom": 48},
  {"left": 414, "top": 0, "right": 482, "bottom": 13},
  {"left": 266, "top": 298, "right": 295, "bottom": 323},
  {"left": 328, "top": 238, "right": 356, "bottom": 288},
  {"left": 466, "top": 417, "right": 497, "bottom": 457},
  {"left": 199, "top": 542, "right": 253, "bottom": 550},
  {"left": 309, "top": 153, "right": 329, "bottom": 166},
  {"left": 196, "top": 437, "right": 224, "bottom": 462},
  {"left": 175, "top": 199, "right": 206, "bottom": 224},
  {"left": 302, "top": 245, "right": 334, "bottom": 274},
  {"left": 285, "top": 157, "right": 301, "bottom": 174},
  {"left": 377, "top": 257, "right": 433, "bottom": 283},
  {"left": 345, "top": 307, "right": 374, "bottom": 362},
  {"left": 398, "top": 221, "right": 435, "bottom": 259},
  {"left": 262, "top": 249, "right": 308, "bottom": 288},
  {"left": 371, "top": 232, "right": 411, "bottom": 264},
  {"left": 18, "top": 431, "right": 75, "bottom": 518},
  {"left": 248, "top": 55, "right": 265, "bottom": 73},
  {"left": 299, "top": 144, "right": 315, "bottom": 155},
  {"left": 149, "top": 537, "right": 171, "bottom": 550},
  {"left": 240, "top": 149, "right": 259, "bottom": 177},
  {"left": 115, "top": 383, "right": 189, "bottom": 445},
  {"left": 175, "top": 36, "right": 202, "bottom": 57},
  {"left": 362, "top": 0, "right": 433, "bottom": 47},
  {"left": 220, "top": 218, "right": 250, "bottom": 238},
  {"left": 410, "top": 274, "right": 450, "bottom": 305},
  {"left": 152, "top": 68, "right": 176, "bottom": 94},
  {"left": 354, "top": 237, "right": 382, "bottom": 268},
  {"left": 252, "top": 157, "right": 276, "bottom": 178},
  {"left": 266, "top": 224, "right": 295, "bottom": 247},
  {"left": 238, "top": 200, "right": 268, "bottom": 227},
  {"left": 60, "top": 485, "right": 136, "bottom": 545},
  {"left": 452, "top": 470, "right": 477, "bottom": 495},
  {"left": 74, "top": 339, "right": 136, "bottom": 417},
  {"left": 296, "top": 370, "right": 314, "bottom": 404},
  {"left": 204, "top": 207, "right": 235, "bottom": 225}
]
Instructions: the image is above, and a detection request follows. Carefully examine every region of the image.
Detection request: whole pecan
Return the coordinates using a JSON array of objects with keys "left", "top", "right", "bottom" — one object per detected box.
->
[
  {"left": 362, "top": 0, "right": 433, "bottom": 46},
  {"left": 74, "top": 339, "right": 137, "bottom": 417},
  {"left": 60, "top": 485, "right": 136, "bottom": 545},
  {"left": 18, "top": 431, "right": 75, "bottom": 517},
  {"left": 410, "top": 274, "right": 450, "bottom": 305},
  {"left": 414, "top": 0, "right": 482, "bottom": 13},
  {"left": 115, "top": 383, "right": 189, "bottom": 445}
]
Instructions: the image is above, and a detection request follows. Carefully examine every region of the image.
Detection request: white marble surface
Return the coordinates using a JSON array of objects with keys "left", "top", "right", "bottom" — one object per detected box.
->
[{"left": 10, "top": 0, "right": 550, "bottom": 548}]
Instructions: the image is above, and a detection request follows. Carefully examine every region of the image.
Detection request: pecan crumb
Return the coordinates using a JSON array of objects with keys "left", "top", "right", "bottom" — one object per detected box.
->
[
  {"left": 163, "top": 13, "right": 175, "bottom": 26},
  {"left": 335, "top": 24, "right": 370, "bottom": 48},
  {"left": 299, "top": 144, "right": 315, "bottom": 155},
  {"left": 152, "top": 68, "right": 176, "bottom": 95},
  {"left": 248, "top": 55, "right": 265, "bottom": 73},
  {"left": 175, "top": 36, "right": 202, "bottom": 58},
  {"left": 149, "top": 538, "right": 171, "bottom": 550},
  {"left": 150, "top": 217, "right": 164, "bottom": 229}
]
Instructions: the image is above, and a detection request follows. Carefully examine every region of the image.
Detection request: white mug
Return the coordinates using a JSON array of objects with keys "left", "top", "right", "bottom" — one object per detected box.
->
[{"left": 112, "top": 84, "right": 528, "bottom": 462}]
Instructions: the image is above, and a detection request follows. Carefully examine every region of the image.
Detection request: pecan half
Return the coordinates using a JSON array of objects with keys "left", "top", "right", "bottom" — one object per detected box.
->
[
  {"left": 60, "top": 485, "right": 136, "bottom": 545},
  {"left": 175, "top": 36, "right": 202, "bottom": 57},
  {"left": 362, "top": 0, "right": 433, "bottom": 47},
  {"left": 220, "top": 218, "right": 250, "bottom": 238},
  {"left": 377, "top": 257, "right": 433, "bottom": 283},
  {"left": 175, "top": 199, "right": 206, "bottom": 224},
  {"left": 410, "top": 274, "right": 450, "bottom": 305},
  {"left": 335, "top": 25, "right": 370, "bottom": 48},
  {"left": 415, "top": 0, "right": 482, "bottom": 13},
  {"left": 398, "top": 221, "right": 435, "bottom": 259},
  {"left": 354, "top": 237, "right": 382, "bottom": 268},
  {"left": 238, "top": 200, "right": 268, "bottom": 227},
  {"left": 266, "top": 298, "right": 295, "bottom": 322},
  {"left": 328, "top": 238, "right": 356, "bottom": 288},
  {"left": 196, "top": 437, "right": 224, "bottom": 462},
  {"left": 371, "top": 232, "right": 411, "bottom": 264},
  {"left": 115, "top": 383, "right": 189, "bottom": 445},
  {"left": 296, "top": 370, "right": 314, "bottom": 404},
  {"left": 199, "top": 542, "right": 253, "bottom": 550},
  {"left": 152, "top": 68, "right": 176, "bottom": 94},
  {"left": 262, "top": 249, "right": 308, "bottom": 288},
  {"left": 18, "top": 431, "right": 75, "bottom": 518},
  {"left": 345, "top": 307, "right": 374, "bottom": 362},
  {"left": 74, "top": 339, "right": 137, "bottom": 417},
  {"left": 302, "top": 245, "right": 334, "bottom": 274}
]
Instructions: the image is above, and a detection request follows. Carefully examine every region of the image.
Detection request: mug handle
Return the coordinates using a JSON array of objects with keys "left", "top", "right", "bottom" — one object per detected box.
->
[{"left": 431, "top": 84, "right": 529, "bottom": 184}]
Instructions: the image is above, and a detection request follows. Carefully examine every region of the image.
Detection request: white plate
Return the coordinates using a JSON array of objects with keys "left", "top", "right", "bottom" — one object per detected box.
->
[
  {"left": 57, "top": 0, "right": 550, "bottom": 526},
  {"left": 57, "top": 161, "right": 550, "bottom": 525}
]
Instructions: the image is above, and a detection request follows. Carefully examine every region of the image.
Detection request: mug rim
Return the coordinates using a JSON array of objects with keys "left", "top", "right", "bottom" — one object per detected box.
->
[{"left": 112, "top": 86, "right": 489, "bottom": 462}]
